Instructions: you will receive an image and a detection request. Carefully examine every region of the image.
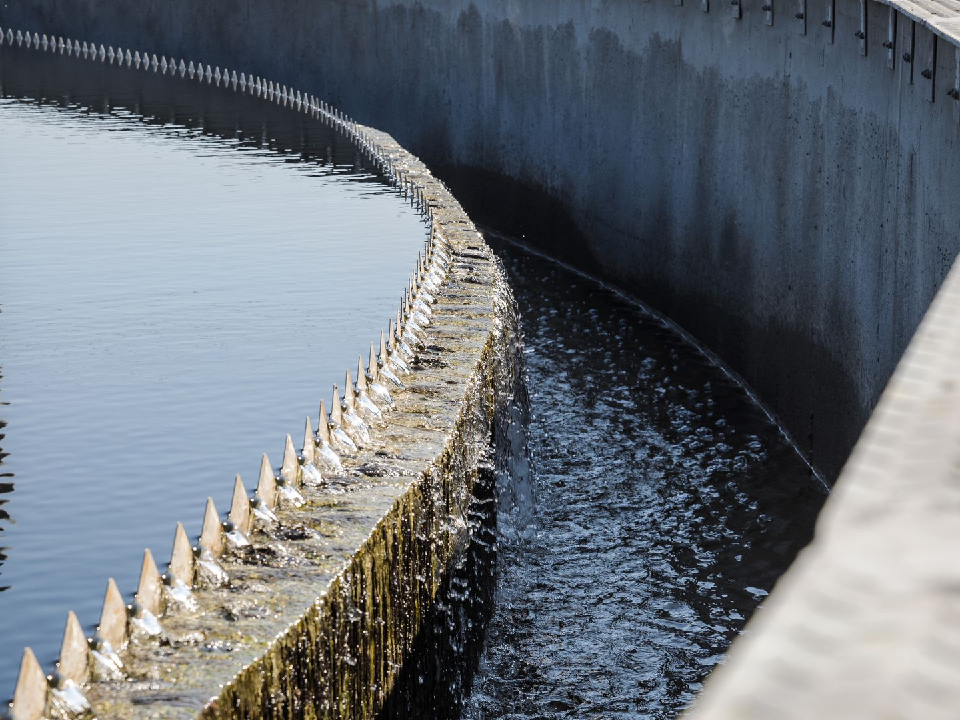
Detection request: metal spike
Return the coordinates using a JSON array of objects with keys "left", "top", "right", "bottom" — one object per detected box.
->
[
  {"left": 357, "top": 356, "right": 369, "bottom": 392},
  {"left": 160, "top": 56, "right": 168, "bottom": 73},
  {"left": 230, "top": 70, "right": 238, "bottom": 88},
  {"left": 57, "top": 611, "right": 89, "bottom": 684},
  {"left": 380, "top": 331, "right": 389, "bottom": 366},
  {"left": 302, "top": 417, "right": 317, "bottom": 466},
  {"left": 199, "top": 497, "right": 223, "bottom": 557},
  {"left": 178, "top": 59, "right": 186, "bottom": 76},
  {"left": 204, "top": 64, "right": 212, "bottom": 82},
  {"left": 187, "top": 60, "right": 195, "bottom": 78},
  {"left": 97, "top": 579, "right": 127, "bottom": 652},
  {"left": 16, "top": 30, "right": 24, "bottom": 47},
  {"left": 124, "top": 49, "right": 132, "bottom": 65},
  {"left": 98, "top": 44, "right": 106, "bottom": 61},
  {"left": 318, "top": 400, "right": 334, "bottom": 446},
  {"left": 229, "top": 475, "right": 251, "bottom": 537},
  {"left": 81, "top": 40, "right": 88, "bottom": 56},
  {"left": 239, "top": 72, "right": 246, "bottom": 89},
  {"left": 133, "top": 50, "right": 141, "bottom": 68},
  {"left": 41, "top": 34, "right": 48, "bottom": 50},
  {"left": 214, "top": 66, "right": 222, "bottom": 83},
  {"left": 256, "top": 453, "right": 277, "bottom": 511},
  {"left": 369, "top": 343, "right": 380, "bottom": 383},
  {"left": 281, "top": 434, "right": 299, "bottom": 487},
  {"left": 330, "top": 386, "right": 344, "bottom": 427},
  {"left": 168, "top": 522, "right": 195, "bottom": 587},
  {"left": 11, "top": 648, "right": 47, "bottom": 720},
  {"left": 136, "top": 549, "right": 162, "bottom": 618},
  {"left": 344, "top": 370, "right": 358, "bottom": 412}
]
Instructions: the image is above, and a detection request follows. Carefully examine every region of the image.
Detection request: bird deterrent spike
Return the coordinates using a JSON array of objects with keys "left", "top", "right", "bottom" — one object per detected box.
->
[
  {"left": 302, "top": 417, "right": 317, "bottom": 466},
  {"left": 281, "top": 434, "right": 299, "bottom": 487},
  {"left": 11, "top": 647, "right": 47, "bottom": 720},
  {"left": 369, "top": 343, "right": 379, "bottom": 382},
  {"left": 168, "top": 522, "right": 195, "bottom": 587},
  {"left": 380, "top": 330, "right": 389, "bottom": 361},
  {"left": 97, "top": 579, "right": 127, "bottom": 652},
  {"left": 136, "top": 549, "right": 162, "bottom": 618},
  {"left": 344, "top": 371, "right": 358, "bottom": 412},
  {"left": 229, "top": 475, "right": 251, "bottom": 537},
  {"left": 199, "top": 497, "right": 224, "bottom": 557},
  {"left": 256, "top": 453, "right": 277, "bottom": 511},
  {"left": 330, "top": 386, "right": 344, "bottom": 426},
  {"left": 318, "top": 400, "right": 334, "bottom": 446},
  {"left": 58, "top": 611, "right": 89, "bottom": 685},
  {"left": 357, "top": 356, "right": 368, "bottom": 392}
]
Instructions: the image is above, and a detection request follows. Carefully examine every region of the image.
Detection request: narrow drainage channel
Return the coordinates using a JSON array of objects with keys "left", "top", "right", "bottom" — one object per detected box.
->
[{"left": 464, "top": 235, "right": 828, "bottom": 718}]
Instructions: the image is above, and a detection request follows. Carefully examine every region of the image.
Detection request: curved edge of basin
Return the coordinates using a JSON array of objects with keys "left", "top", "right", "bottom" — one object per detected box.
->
[
  {"left": 686, "top": 243, "right": 960, "bottom": 716},
  {"left": 0, "top": 29, "right": 522, "bottom": 720}
]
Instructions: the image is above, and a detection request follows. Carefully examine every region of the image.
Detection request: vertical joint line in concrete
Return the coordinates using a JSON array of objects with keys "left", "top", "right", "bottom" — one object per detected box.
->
[
  {"left": 927, "top": 34, "right": 938, "bottom": 102},
  {"left": 953, "top": 48, "right": 960, "bottom": 122},
  {"left": 905, "top": 20, "right": 916, "bottom": 84},
  {"left": 858, "top": 0, "right": 868, "bottom": 55},
  {"left": 885, "top": 7, "right": 897, "bottom": 69}
]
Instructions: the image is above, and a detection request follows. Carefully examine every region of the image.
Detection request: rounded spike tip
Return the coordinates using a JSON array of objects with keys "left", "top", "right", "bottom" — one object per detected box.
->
[
  {"left": 136, "top": 548, "right": 163, "bottom": 618},
  {"left": 199, "top": 497, "right": 224, "bottom": 557},
  {"left": 229, "top": 475, "right": 251, "bottom": 537},
  {"left": 168, "top": 522, "right": 195, "bottom": 587},
  {"left": 58, "top": 611, "right": 89, "bottom": 685},
  {"left": 11, "top": 647, "right": 47, "bottom": 720},
  {"left": 97, "top": 578, "right": 128, "bottom": 651},
  {"left": 256, "top": 453, "right": 277, "bottom": 511},
  {"left": 281, "top": 434, "right": 299, "bottom": 487}
]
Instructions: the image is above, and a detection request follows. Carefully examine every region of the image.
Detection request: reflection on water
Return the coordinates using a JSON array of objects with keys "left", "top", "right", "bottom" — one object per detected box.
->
[
  {"left": 464, "top": 236, "right": 827, "bottom": 718},
  {"left": 0, "top": 46, "right": 426, "bottom": 693}
]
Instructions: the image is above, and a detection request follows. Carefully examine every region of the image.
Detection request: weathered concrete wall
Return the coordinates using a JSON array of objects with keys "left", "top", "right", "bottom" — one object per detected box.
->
[{"left": 4, "top": 0, "right": 960, "bottom": 480}]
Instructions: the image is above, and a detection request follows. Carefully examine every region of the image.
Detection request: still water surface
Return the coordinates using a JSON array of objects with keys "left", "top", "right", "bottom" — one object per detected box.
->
[
  {"left": 464, "top": 236, "right": 827, "bottom": 718},
  {"left": 0, "top": 50, "right": 425, "bottom": 693}
]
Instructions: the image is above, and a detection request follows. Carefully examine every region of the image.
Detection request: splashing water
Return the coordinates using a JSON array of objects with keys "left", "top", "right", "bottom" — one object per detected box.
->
[{"left": 463, "top": 235, "right": 826, "bottom": 719}]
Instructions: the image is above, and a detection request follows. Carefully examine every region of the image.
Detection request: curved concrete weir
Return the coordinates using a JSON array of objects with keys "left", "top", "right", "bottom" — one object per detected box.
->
[
  {"left": 3, "top": 0, "right": 960, "bottom": 713},
  {"left": 0, "top": 31, "right": 524, "bottom": 719}
]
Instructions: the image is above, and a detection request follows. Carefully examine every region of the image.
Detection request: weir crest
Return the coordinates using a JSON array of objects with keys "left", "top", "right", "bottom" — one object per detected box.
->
[{"left": 0, "top": 29, "right": 526, "bottom": 719}]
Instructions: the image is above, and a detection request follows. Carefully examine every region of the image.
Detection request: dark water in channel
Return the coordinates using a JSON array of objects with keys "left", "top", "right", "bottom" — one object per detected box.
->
[
  {"left": 463, "top": 236, "right": 827, "bottom": 718},
  {"left": 0, "top": 47, "right": 426, "bottom": 693}
]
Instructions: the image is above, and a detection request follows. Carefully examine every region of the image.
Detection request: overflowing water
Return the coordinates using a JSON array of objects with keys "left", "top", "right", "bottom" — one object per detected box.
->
[
  {"left": 0, "top": 47, "right": 427, "bottom": 693},
  {"left": 464, "top": 236, "right": 827, "bottom": 718}
]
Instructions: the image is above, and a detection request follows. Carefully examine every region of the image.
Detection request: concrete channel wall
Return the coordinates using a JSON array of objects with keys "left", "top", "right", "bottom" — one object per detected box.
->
[
  {"left": 5, "top": 0, "right": 960, "bottom": 481},
  {"left": 3, "top": 0, "right": 960, "bottom": 717}
]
